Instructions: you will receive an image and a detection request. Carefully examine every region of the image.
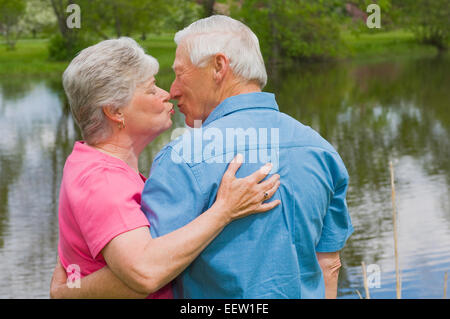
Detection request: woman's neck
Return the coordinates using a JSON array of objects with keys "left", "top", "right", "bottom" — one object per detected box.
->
[{"left": 88, "top": 138, "right": 143, "bottom": 174}]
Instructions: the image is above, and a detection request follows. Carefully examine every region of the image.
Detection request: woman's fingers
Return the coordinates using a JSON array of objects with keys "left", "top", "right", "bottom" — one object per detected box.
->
[
  {"left": 258, "top": 173, "right": 280, "bottom": 191},
  {"left": 247, "top": 162, "right": 273, "bottom": 183},
  {"left": 215, "top": 157, "right": 281, "bottom": 222},
  {"left": 258, "top": 199, "right": 281, "bottom": 212},
  {"left": 254, "top": 178, "right": 281, "bottom": 213},
  {"left": 224, "top": 154, "right": 244, "bottom": 179},
  {"left": 261, "top": 178, "right": 280, "bottom": 202}
]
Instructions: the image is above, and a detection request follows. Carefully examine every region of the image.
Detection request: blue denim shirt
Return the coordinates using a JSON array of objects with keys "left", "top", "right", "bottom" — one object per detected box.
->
[{"left": 141, "top": 92, "right": 353, "bottom": 298}]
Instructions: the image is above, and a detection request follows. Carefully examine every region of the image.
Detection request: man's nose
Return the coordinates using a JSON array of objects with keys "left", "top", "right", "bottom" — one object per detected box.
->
[{"left": 169, "top": 81, "right": 180, "bottom": 100}]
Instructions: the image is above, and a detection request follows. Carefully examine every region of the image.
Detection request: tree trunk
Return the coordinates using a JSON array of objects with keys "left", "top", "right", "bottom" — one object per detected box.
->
[
  {"left": 49, "top": 0, "right": 69, "bottom": 38},
  {"left": 113, "top": 3, "right": 122, "bottom": 37},
  {"left": 202, "top": 0, "right": 215, "bottom": 17},
  {"left": 268, "top": 0, "right": 281, "bottom": 66},
  {"left": 49, "top": 0, "right": 78, "bottom": 56}
]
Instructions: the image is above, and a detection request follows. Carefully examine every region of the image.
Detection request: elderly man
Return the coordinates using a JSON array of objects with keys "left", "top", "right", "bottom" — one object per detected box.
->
[{"left": 51, "top": 15, "right": 352, "bottom": 299}]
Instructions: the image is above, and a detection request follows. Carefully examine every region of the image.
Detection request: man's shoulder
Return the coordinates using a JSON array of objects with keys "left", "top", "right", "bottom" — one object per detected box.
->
[
  {"left": 152, "top": 133, "right": 187, "bottom": 165},
  {"left": 149, "top": 131, "right": 205, "bottom": 178}
]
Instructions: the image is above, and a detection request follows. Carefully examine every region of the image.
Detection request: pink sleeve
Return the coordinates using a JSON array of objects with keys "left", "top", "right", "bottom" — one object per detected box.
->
[{"left": 75, "top": 166, "right": 150, "bottom": 259}]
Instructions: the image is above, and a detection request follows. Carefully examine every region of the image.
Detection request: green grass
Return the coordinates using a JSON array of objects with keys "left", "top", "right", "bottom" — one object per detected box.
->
[
  {"left": 0, "top": 35, "right": 177, "bottom": 76},
  {"left": 0, "top": 39, "right": 67, "bottom": 75},
  {"left": 0, "top": 30, "right": 443, "bottom": 76},
  {"left": 139, "top": 35, "right": 176, "bottom": 85},
  {"left": 140, "top": 34, "right": 176, "bottom": 70},
  {"left": 341, "top": 29, "right": 439, "bottom": 62}
]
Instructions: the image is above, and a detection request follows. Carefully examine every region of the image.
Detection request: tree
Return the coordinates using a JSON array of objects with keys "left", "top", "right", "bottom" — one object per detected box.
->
[
  {"left": 397, "top": 0, "right": 450, "bottom": 52},
  {"left": 0, "top": 0, "right": 26, "bottom": 50},
  {"left": 45, "top": 0, "right": 202, "bottom": 60},
  {"left": 74, "top": 0, "right": 167, "bottom": 39},
  {"left": 233, "top": 0, "right": 345, "bottom": 65},
  {"left": 47, "top": 0, "right": 82, "bottom": 59},
  {"left": 49, "top": 0, "right": 76, "bottom": 41},
  {"left": 164, "top": 0, "right": 203, "bottom": 31},
  {"left": 21, "top": 0, "right": 56, "bottom": 38},
  {"left": 199, "top": 0, "right": 216, "bottom": 17}
]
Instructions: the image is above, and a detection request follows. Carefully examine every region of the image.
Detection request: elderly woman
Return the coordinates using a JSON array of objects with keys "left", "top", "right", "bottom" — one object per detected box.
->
[{"left": 51, "top": 38, "right": 280, "bottom": 298}]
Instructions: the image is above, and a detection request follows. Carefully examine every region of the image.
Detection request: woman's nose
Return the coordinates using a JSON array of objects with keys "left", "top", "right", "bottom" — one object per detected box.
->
[{"left": 157, "top": 87, "right": 170, "bottom": 102}]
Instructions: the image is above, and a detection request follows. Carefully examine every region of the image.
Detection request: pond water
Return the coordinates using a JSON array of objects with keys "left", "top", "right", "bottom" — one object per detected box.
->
[{"left": 0, "top": 54, "right": 449, "bottom": 298}]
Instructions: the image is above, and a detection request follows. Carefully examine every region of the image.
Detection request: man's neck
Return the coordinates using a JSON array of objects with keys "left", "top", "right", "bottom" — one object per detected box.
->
[
  {"left": 211, "top": 80, "right": 262, "bottom": 115},
  {"left": 223, "top": 80, "right": 262, "bottom": 101}
]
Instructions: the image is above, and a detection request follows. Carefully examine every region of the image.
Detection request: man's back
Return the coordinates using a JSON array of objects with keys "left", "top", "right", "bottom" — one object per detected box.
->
[{"left": 142, "top": 92, "right": 353, "bottom": 298}]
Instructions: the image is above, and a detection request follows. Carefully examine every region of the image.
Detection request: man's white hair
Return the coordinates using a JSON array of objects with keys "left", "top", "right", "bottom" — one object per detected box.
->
[
  {"left": 174, "top": 15, "right": 267, "bottom": 88},
  {"left": 63, "top": 37, "right": 159, "bottom": 145}
]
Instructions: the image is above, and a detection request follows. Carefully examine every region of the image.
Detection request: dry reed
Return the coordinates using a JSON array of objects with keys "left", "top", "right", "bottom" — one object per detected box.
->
[{"left": 389, "top": 161, "right": 401, "bottom": 299}]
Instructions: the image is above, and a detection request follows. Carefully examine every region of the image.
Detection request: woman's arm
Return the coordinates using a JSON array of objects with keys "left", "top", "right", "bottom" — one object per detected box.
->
[
  {"left": 51, "top": 156, "right": 280, "bottom": 298},
  {"left": 50, "top": 258, "right": 147, "bottom": 298}
]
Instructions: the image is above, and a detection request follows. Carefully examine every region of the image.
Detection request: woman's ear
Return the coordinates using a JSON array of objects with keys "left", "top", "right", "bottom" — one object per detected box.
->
[{"left": 102, "top": 105, "right": 124, "bottom": 126}]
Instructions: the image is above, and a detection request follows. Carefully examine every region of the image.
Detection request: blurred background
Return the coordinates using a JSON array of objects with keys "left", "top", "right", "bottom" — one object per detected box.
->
[{"left": 0, "top": 0, "right": 449, "bottom": 299}]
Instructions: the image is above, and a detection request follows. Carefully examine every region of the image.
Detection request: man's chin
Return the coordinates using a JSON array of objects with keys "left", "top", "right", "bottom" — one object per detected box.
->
[
  {"left": 185, "top": 118, "right": 204, "bottom": 128},
  {"left": 185, "top": 118, "right": 195, "bottom": 128}
]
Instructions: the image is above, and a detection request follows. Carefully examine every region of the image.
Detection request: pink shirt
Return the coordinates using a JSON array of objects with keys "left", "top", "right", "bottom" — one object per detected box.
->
[{"left": 58, "top": 141, "right": 173, "bottom": 299}]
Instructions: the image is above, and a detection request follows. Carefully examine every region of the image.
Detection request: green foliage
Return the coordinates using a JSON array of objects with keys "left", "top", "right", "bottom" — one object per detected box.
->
[
  {"left": 344, "top": 0, "right": 396, "bottom": 35},
  {"left": 20, "top": 0, "right": 56, "bottom": 38},
  {"left": 0, "top": 0, "right": 26, "bottom": 50},
  {"left": 47, "top": 33, "right": 92, "bottom": 61},
  {"left": 75, "top": 0, "right": 156, "bottom": 38},
  {"left": 341, "top": 30, "right": 438, "bottom": 62},
  {"left": 0, "top": 39, "right": 67, "bottom": 75},
  {"left": 164, "top": 0, "right": 203, "bottom": 31},
  {"left": 233, "top": 0, "right": 345, "bottom": 64},
  {"left": 71, "top": 0, "right": 201, "bottom": 39},
  {"left": 395, "top": 0, "right": 450, "bottom": 52}
]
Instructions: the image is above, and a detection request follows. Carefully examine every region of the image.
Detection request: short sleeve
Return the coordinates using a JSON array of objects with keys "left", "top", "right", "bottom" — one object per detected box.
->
[
  {"left": 141, "top": 147, "right": 207, "bottom": 238},
  {"left": 75, "top": 167, "right": 150, "bottom": 259},
  {"left": 316, "top": 154, "right": 354, "bottom": 252}
]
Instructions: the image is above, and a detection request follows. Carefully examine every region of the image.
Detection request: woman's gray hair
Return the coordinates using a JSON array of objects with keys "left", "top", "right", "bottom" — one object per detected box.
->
[
  {"left": 62, "top": 37, "right": 159, "bottom": 145},
  {"left": 174, "top": 15, "right": 267, "bottom": 88}
]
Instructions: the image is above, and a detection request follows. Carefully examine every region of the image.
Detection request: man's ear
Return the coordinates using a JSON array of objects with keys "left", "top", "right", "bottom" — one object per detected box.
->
[
  {"left": 212, "top": 53, "right": 229, "bottom": 83},
  {"left": 102, "top": 105, "right": 123, "bottom": 125}
]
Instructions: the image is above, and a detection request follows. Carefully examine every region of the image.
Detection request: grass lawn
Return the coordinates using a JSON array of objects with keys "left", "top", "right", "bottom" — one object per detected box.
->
[
  {"left": 341, "top": 29, "right": 438, "bottom": 62},
  {"left": 0, "top": 39, "right": 67, "bottom": 75},
  {"left": 0, "top": 35, "right": 177, "bottom": 77},
  {"left": 0, "top": 30, "right": 441, "bottom": 77}
]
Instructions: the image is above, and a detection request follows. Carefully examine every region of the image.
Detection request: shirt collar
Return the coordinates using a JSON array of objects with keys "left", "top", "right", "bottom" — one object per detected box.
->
[{"left": 203, "top": 92, "right": 279, "bottom": 127}]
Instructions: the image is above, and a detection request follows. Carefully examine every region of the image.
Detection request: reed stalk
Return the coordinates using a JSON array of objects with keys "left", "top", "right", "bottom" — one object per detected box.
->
[
  {"left": 389, "top": 161, "right": 401, "bottom": 299},
  {"left": 355, "top": 289, "right": 363, "bottom": 299},
  {"left": 361, "top": 261, "right": 370, "bottom": 299},
  {"left": 444, "top": 272, "right": 448, "bottom": 299}
]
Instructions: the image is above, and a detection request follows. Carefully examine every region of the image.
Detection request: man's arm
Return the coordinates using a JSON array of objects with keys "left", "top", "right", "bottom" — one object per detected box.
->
[
  {"left": 316, "top": 251, "right": 341, "bottom": 299},
  {"left": 315, "top": 151, "right": 352, "bottom": 299}
]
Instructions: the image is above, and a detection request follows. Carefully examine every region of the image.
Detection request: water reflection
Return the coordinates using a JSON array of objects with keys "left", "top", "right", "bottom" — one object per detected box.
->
[
  {"left": 267, "top": 55, "right": 450, "bottom": 298},
  {"left": 0, "top": 54, "right": 449, "bottom": 298}
]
